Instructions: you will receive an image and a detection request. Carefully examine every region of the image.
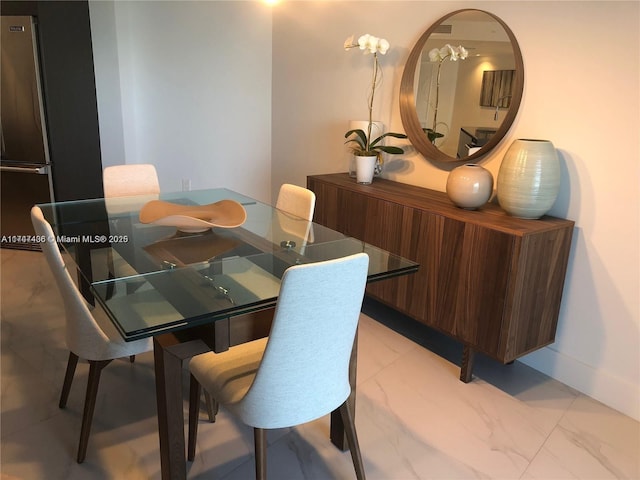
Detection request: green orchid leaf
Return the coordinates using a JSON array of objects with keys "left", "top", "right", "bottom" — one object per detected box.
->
[
  {"left": 376, "top": 145, "right": 405, "bottom": 155},
  {"left": 380, "top": 132, "right": 409, "bottom": 139},
  {"left": 345, "top": 138, "right": 365, "bottom": 149},
  {"left": 369, "top": 131, "right": 407, "bottom": 148},
  {"left": 344, "top": 129, "right": 367, "bottom": 148},
  {"left": 422, "top": 128, "right": 444, "bottom": 143},
  {"left": 345, "top": 128, "right": 407, "bottom": 155}
]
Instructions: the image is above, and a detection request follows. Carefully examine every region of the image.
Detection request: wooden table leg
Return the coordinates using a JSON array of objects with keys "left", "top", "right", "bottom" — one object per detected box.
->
[
  {"left": 154, "top": 335, "right": 188, "bottom": 480},
  {"left": 460, "top": 345, "right": 476, "bottom": 383},
  {"left": 75, "top": 245, "right": 94, "bottom": 305},
  {"left": 331, "top": 328, "right": 358, "bottom": 451},
  {"left": 151, "top": 318, "right": 248, "bottom": 479}
]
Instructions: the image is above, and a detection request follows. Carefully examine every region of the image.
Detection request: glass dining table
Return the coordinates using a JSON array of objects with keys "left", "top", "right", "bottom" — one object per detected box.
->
[{"left": 38, "top": 188, "right": 418, "bottom": 480}]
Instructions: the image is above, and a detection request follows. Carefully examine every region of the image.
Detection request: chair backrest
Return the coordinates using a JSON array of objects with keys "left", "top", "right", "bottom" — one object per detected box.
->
[
  {"left": 30, "top": 206, "right": 112, "bottom": 359},
  {"left": 275, "top": 183, "right": 316, "bottom": 221},
  {"left": 236, "top": 253, "right": 369, "bottom": 429},
  {"left": 103, "top": 164, "right": 160, "bottom": 198}
]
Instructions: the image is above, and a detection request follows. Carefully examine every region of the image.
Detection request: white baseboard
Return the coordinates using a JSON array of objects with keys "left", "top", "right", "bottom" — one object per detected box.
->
[{"left": 519, "top": 347, "right": 639, "bottom": 421}]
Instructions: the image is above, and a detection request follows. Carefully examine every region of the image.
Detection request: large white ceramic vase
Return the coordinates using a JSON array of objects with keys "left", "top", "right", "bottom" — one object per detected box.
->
[{"left": 497, "top": 139, "right": 560, "bottom": 219}]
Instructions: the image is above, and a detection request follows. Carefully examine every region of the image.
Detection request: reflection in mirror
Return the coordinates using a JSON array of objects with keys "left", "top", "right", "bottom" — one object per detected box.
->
[
  {"left": 400, "top": 9, "right": 524, "bottom": 163},
  {"left": 479, "top": 69, "right": 515, "bottom": 108}
]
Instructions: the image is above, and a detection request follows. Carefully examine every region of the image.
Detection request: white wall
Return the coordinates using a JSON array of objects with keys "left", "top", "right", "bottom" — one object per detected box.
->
[
  {"left": 90, "top": 0, "right": 126, "bottom": 169},
  {"left": 272, "top": 1, "right": 639, "bottom": 420},
  {"left": 89, "top": 0, "right": 273, "bottom": 202},
  {"left": 89, "top": 0, "right": 640, "bottom": 421}
]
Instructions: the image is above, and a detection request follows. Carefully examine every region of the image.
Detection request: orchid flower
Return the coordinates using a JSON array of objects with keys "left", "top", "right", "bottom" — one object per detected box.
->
[
  {"left": 428, "top": 44, "right": 468, "bottom": 63},
  {"left": 425, "top": 44, "right": 468, "bottom": 144},
  {"left": 343, "top": 33, "right": 406, "bottom": 156},
  {"left": 345, "top": 34, "right": 390, "bottom": 55}
]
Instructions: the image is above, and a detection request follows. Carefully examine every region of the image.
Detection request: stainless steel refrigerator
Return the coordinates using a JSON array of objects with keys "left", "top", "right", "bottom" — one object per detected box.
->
[{"left": 1, "top": 15, "right": 55, "bottom": 250}]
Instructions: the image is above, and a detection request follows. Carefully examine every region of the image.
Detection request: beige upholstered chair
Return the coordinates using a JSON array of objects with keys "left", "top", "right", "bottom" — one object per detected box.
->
[
  {"left": 275, "top": 183, "right": 316, "bottom": 221},
  {"left": 102, "top": 163, "right": 160, "bottom": 217},
  {"left": 31, "top": 206, "right": 153, "bottom": 463},
  {"left": 102, "top": 163, "right": 160, "bottom": 291},
  {"left": 188, "top": 253, "right": 369, "bottom": 479},
  {"left": 102, "top": 163, "right": 160, "bottom": 198}
]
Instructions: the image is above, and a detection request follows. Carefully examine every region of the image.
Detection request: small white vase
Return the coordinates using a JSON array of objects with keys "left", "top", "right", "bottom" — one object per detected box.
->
[
  {"left": 497, "top": 139, "right": 560, "bottom": 219},
  {"left": 355, "top": 155, "right": 377, "bottom": 184},
  {"left": 348, "top": 120, "right": 384, "bottom": 177},
  {"left": 446, "top": 164, "right": 494, "bottom": 209}
]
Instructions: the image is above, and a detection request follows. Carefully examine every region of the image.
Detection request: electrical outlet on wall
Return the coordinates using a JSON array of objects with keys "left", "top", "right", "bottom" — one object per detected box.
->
[{"left": 181, "top": 178, "right": 191, "bottom": 191}]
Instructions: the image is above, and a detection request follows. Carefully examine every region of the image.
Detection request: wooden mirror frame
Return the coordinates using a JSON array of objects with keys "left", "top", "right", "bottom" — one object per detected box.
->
[{"left": 400, "top": 9, "right": 524, "bottom": 163}]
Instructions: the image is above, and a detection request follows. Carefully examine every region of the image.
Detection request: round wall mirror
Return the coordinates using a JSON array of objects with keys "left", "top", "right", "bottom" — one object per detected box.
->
[{"left": 400, "top": 9, "right": 524, "bottom": 163}]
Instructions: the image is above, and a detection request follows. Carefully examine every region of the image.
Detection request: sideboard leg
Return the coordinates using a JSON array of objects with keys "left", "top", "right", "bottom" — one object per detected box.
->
[{"left": 460, "top": 346, "right": 476, "bottom": 383}]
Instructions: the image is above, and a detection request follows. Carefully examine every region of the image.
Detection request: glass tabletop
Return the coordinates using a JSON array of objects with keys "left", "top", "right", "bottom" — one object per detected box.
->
[{"left": 38, "top": 188, "right": 418, "bottom": 341}]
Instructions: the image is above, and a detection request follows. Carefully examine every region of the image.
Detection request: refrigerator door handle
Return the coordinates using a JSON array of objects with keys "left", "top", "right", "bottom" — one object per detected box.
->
[{"left": 0, "top": 165, "right": 49, "bottom": 174}]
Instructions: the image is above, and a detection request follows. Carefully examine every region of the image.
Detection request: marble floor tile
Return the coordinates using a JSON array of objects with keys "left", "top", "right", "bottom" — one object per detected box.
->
[
  {"left": 522, "top": 395, "right": 640, "bottom": 480},
  {"left": 354, "top": 314, "right": 418, "bottom": 386},
  {"left": 1, "top": 249, "right": 639, "bottom": 479}
]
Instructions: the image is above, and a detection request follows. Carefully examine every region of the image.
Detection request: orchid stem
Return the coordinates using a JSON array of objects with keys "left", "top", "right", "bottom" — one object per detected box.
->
[
  {"left": 367, "top": 53, "right": 378, "bottom": 153},
  {"left": 432, "top": 55, "right": 448, "bottom": 137}
]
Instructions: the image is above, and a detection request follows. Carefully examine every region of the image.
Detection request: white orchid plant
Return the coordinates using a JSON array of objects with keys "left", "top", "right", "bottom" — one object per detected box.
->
[
  {"left": 343, "top": 34, "right": 406, "bottom": 157},
  {"left": 424, "top": 44, "right": 468, "bottom": 143}
]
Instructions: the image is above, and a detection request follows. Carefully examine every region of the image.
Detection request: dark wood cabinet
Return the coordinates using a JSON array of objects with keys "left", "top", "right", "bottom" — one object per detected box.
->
[
  {"left": 2, "top": 0, "right": 104, "bottom": 201},
  {"left": 308, "top": 173, "right": 574, "bottom": 381}
]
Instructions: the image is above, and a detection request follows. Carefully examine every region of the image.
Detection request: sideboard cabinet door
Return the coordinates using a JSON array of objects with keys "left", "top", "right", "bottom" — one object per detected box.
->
[
  {"left": 308, "top": 173, "right": 574, "bottom": 382},
  {"left": 435, "top": 219, "right": 513, "bottom": 354}
]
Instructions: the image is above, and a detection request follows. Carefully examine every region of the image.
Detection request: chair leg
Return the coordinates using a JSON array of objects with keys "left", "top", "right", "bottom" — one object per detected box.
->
[
  {"left": 339, "top": 401, "right": 366, "bottom": 480},
  {"left": 59, "top": 352, "right": 79, "bottom": 408},
  {"left": 254, "top": 428, "right": 267, "bottom": 480},
  {"left": 187, "top": 374, "right": 201, "bottom": 461},
  {"left": 204, "top": 390, "right": 218, "bottom": 423},
  {"left": 77, "top": 359, "right": 111, "bottom": 463}
]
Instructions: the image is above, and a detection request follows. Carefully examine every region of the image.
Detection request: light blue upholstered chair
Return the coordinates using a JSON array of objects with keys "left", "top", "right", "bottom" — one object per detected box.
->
[
  {"left": 188, "top": 253, "right": 369, "bottom": 480},
  {"left": 31, "top": 206, "right": 153, "bottom": 463},
  {"left": 198, "top": 182, "right": 318, "bottom": 423}
]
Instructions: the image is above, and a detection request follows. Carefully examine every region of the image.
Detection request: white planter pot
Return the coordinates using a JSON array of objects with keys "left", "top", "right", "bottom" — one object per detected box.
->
[
  {"left": 348, "top": 121, "right": 384, "bottom": 177},
  {"left": 355, "top": 155, "right": 377, "bottom": 184}
]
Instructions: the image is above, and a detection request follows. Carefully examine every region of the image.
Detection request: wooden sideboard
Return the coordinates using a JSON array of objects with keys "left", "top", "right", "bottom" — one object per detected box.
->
[{"left": 307, "top": 173, "right": 574, "bottom": 382}]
